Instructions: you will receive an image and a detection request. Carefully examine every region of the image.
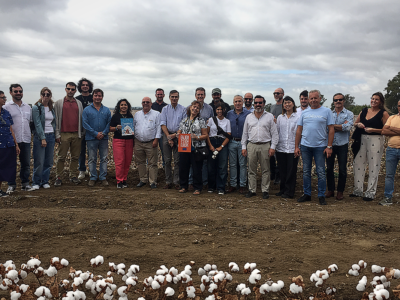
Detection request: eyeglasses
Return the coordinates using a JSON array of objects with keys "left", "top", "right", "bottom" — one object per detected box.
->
[
  {"left": 273, "top": 92, "right": 282, "bottom": 95},
  {"left": 333, "top": 98, "right": 344, "bottom": 102},
  {"left": 13, "top": 90, "right": 23, "bottom": 94},
  {"left": 42, "top": 93, "right": 51, "bottom": 97},
  {"left": 244, "top": 98, "right": 253, "bottom": 101},
  {"left": 0, "top": 96, "right": 7, "bottom": 99},
  {"left": 142, "top": 101, "right": 150, "bottom": 104},
  {"left": 254, "top": 101, "right": 264, "bottom": 105},
  {"left": 66, "top": 88, "right": 76, "bottom": 91}
]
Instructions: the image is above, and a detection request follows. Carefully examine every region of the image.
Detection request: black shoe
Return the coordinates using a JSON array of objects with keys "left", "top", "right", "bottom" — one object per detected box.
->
[
  {"left": 262, "top": 192, "right": 269, "bottom": 199},
  {"left": 70, "top": 177, "right": 81, "bottom": 185},
  {"left": 150, "top": 183, "right": 157, "bottom": 189},
  {"left": 245, "top": 191, "right": 256, "bottom": 198},
  {"left": 122, "top": 181, "right": 128, "bottom": 188},
  {"left": 274, "top": 178, "right": 280, "bottom": 185},
  {"left": 137, "top": 181, "right": 146, "bottom": 188},
  {"left": 349, "top": 193, "right": 360, "bottom": 197},
  {"left": 319, "top": 197, "right": 327, "bottom": 205},
  {"left": 363, "top": 197, "right": 373, "bottom": 202},
  {"left": 275, "top": 191, "right": 284, "bottom": 196},
  {"left": 117, "top": 182, "right": 124, "bottom": 189},
  {"left": 297, "top": 194, "right": 311, "bottom": 202},
  {"left": 281, "top": 193, "right": 293, "bottom": 199},
  {"left": 0, "top": 190, "right": 9, "bottom": 197}
]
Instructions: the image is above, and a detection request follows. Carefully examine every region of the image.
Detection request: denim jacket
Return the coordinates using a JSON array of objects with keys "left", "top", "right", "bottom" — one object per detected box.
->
[
  {"left": 32, "top": 103, "right": 56, "bottom": 140},
  {"left": 82, "top": 103, "right": 112, "bottom": 140}
]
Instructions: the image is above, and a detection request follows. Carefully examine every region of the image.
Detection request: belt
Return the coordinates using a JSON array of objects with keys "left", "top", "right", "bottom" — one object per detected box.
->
[
  {"left": 232, "top": 137, "right": 241, "bottom": 141},
  {"left": 210, "top": 136, "right": 224, "bottom": 140},
  {"left": 138, "top": 139, "right": 154, "bottom": 143},
  {"left": 167, "top": 131, "right": 176, "bottom": 135},
  {"left": 251, "top": 141, "right": 268, "bottom": 145}
]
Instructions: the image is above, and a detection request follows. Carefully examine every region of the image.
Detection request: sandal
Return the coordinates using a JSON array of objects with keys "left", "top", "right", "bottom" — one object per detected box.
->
[
  {"left": 179, "top": 188, "right": 187, "bottom": 193},
  {"left": 193, "top": 190, "right": 201, "bottom": 195}
]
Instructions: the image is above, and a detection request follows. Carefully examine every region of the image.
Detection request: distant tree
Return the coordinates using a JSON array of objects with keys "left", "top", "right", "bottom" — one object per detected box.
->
[
  {"left": 320, "top": 94, "right": 327, "bottom": 106},
  {"left": 350, "top": 104, "right": 369, "bottom": 116},
  {"left": 384, "top": 71, "right": 400, "bottom": 114},
  {"left": 265, "top": 103, "right": 272, "bottom": 112},
  {"left": 330, "top": 94, "right": 356, "bottom": 110}
]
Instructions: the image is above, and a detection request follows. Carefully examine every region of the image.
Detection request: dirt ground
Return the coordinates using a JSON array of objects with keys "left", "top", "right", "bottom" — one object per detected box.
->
[{"left": 1, "top": 159, "right": 400, "bottom": 300}]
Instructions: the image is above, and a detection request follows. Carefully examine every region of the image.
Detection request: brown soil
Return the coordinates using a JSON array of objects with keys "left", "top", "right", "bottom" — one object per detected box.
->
[{"left": 1, "top": 163, "right": 400, "bottom": 300}]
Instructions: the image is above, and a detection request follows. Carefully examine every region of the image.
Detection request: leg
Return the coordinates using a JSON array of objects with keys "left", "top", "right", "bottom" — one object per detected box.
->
[
  {"left": 32, "top": 136, "right": 45, "bottom": 186},
  {"left": 364, "top": 136, "right": 384, "bottom": 199},
  {"left": 336, "top": 144, "right": 348, "bottom": 192},
  {"left": 384, "top": 147, "right": 398, "bottom": 199},
  {"left": 87, "top": 140, "right": 99, "bottom": 181},
  {"left": 217, "top": 145, "right": 229, "bottom": 192},
  {"left": 353, "top": 135, "right": 368, "bottom": 196},
  {"left": 207, "top": 139, "right": 218, "bottom": 191},
  {"left": 191, "top": 154, "right": 203, "bottom": 191},
  {"left": 172, "top": 140, "right": 180, "bottom": 185},
  {"left": 276, "top": 151, "right": 286, "bottom": 194},
  {"left": 300, "top": 145, "right": 312, "bottom": 196},
  {"left": 113, "top": 139, "right": 125, "bottom": 184},
  {"left": 228, "top": 141, "right": 239, "bottom": 187},
  {"left": 123, "top": 139, "right": 134, "bottom": 181},
  {"left": 247, "top": 143, "right": 257, "bottom": 193},
  {"left": 56, "top": 132, "right": 71, "bottom": 178},
  {"left": 147, "top": 142, "right": 159, "bottom": 185},
  {"left": 259, "top": 143, "right": 271, "bottom": 193},
  {"left": 162, "top": 134, "right": 173, "bottom": 184},
  {"left": 238, "top": 144, "right": 248, "bottom": 188},
  {"left": 69, "top": 133, "right": 82, "bottom": 178},
  {"left": 42, "top": 133, "right": 55, "bottom": 185},
  {"left": 326, "top": 147, "right": 336, "bottom": 192},
  {"left": 286, "top": 153, "right": 299, "bottom": 197},
  {"left": 202, "top": 159, "right": 208, "bottom": 186},
  {"left": 314, "top": 147, "right": 327, "bottom": 198},
  {"left": 78, "top": 135, "right": 87, "bottom": 172},
  {"left": 188, "top": 166, "right": 194, "bottom": 185},
  {"left": 269, "top": 154, "right": 276, "bottom": 180},
  {"left": 179, "top": 152, "right": 191, "bottom": 189},
  {"left": 98, "top": 139, "right": 109, "bottom": 181},
  {"left": 135, "top": 141, "right": 148, "bottom": 183},
  {"left": 159, "top": 135, "right": 165, "bottom": 167},
  {"left": 19, "top": 142, "right": 31, "bottom": 186}
]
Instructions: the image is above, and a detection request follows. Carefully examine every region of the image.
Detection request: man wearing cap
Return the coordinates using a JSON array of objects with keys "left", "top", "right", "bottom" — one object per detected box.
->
[{"left": 209, "top": 88, "right": 231, "bottom": 117}]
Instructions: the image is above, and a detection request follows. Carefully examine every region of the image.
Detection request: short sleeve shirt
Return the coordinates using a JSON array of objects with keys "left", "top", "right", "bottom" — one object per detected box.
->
[
  {"left": 0, "top": 108, "right": 15, "bottom": 148},
  {"left": 179, "top": 117, "right": 207, "bottom": 147},
  {"left": 385, "top": 114, "right": 400, "bottom": 148},
  {"left": 207, "top": 117, "right": 231, "bottom": 138}
]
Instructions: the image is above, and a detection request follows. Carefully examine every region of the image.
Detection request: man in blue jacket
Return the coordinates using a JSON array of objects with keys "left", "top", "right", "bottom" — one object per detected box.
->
[{"left": 82, "top": 88, "right": 111, "bottom": 186}]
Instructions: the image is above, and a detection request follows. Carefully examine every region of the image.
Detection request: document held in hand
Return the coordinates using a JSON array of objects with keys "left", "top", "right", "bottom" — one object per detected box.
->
[{"left": 178, "top": 134, "right": 191, "bottom": 152}]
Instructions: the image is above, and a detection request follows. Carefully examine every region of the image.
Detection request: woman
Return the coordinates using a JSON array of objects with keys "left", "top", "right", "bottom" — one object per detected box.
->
[
  {"left": 177, "top": 100, "right": 208, "bottom": 195},
  {"left": 0, "top": 91, "right": 20, "bottom": 197},
  {"left": 31, "top": 87, "right": 56, "bottom": 190},
  {"left": 351, "top": 92, "right": 390, "bottom": 201},
  {"left": 110, "top": 99, "right": 134, "bottom": 188},
  {"left": 207, "top": 103, "right": 231, "bottom": 195},
  {"left": 275, "top": 96, "right": 299, "bottom": 199}
]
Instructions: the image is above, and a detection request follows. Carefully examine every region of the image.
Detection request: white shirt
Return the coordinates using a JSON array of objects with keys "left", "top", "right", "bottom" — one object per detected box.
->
[
  {"left": 3, "top": 100, "right": 32, "bottom": 143},
  {"left": 133, "top": 109, "right": 161, "bottom": 142},
  {"left": 296, "top": 106, "right": 309, "bottom": 118},
  {"left": 44, "top": 107, "right": 54, "bottom": 133},
  {"left": 241, "top": 111, "right": 279, "bottom": 150},
  {"left": 207, "top": 117, "right": 231, "bottom": 138},
  {"left": 276, "top": 112, "right": 299, "bottom": 153}
]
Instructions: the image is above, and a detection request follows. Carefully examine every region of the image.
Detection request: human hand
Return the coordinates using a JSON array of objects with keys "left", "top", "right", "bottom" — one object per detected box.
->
[{"left": 41, "top": 139, "right": 47, "bottom": 147}]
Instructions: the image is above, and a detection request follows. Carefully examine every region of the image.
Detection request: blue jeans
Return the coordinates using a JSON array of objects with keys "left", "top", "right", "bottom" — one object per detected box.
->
[
  {"left": 326, "top": 144, "right": 348, "bottom": 192},
  {"left": 8, "top": 142, "right": 31, "bottom": 187},
  {"left": 208, "top": 137, "right": 229, "bottom": 192},
  {"left": 87, "top": 139, "right": 109, "bottom": 181},
  {"left": 78, "top": 135, "right": 87, "bottom": 172},
  {"left": 32, "top": 133, "right": 55, "bottom": 186},
  {"left": 384, "top": 147, "right": 400, "bottom": 199},
  {"left": 228, "top": 140, "right": 247, "bottom": 187},
  {"left": 301, "top": 145, "right": 326, "bottom": 197}
]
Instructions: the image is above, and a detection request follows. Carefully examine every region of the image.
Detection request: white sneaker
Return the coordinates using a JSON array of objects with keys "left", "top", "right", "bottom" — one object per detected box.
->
[
  {"left": 28, "top": 185, "right": 40, "bottom": 191},
  {"left": 78, "top": 171, "right": 86, "bottom": 180},
  {"left": 6, "top": 186, "right": 16, "bottom": 194},
  {"left": 21, "top": 185, "right": 33, "bottom": 191},
  {"left": 42, "top": 184, "right": 51, "bottom": 189}
]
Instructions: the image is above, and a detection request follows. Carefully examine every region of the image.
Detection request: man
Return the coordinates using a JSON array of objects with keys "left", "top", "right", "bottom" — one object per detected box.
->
[
  {"left": 242, "top": 95, "right": 279, "bottom": 199},
  {"left": 54, "top": 82, "right": 83, "bottom": 186},
  {"left": 269, "top": 88, "right": 285, "bottom": 185},
  {"left": 243, "top": 92, "right": 254, "bottom": 112},
  {"left": 209, "top": 88, "right": 231, "bottom": 117},
  {"left": 82, "top": 88, "right": 111, "bottom": 186},
  {"left": 134, "top": 97, "right": 161, "bottom": 189},
  {"left": 380, "top": 100, "right": 400, "bottom": 206},
  {"left": 4, "top": 84, "right": 32, "bottom": 192},
  {"left": 151, "top": 88, "right": 168, "bottom": 168},
  {"left": 296, "top": 90, "right": 309, "bottom": 115},
  {"left": 227, "top": 95, "right": 250, "bottom": 194},
  {"left": 160, "top": 90, "right": 186, "bottom": 189},
  {"left": 76, "top": 78, "right": 94, "bottom": 180},
  {"left": 294, "top": 90, "right": 334, "bottom": 205},
  {"left": 187, "top": 87, "right": 214, "bottom": 189},
  {"left": 325, "top": 93, "right": 354, "bottom": 200}
]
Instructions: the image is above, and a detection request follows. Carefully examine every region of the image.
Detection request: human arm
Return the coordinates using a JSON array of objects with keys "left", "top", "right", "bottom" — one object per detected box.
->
[
  {"left": 82, "top": 109, "right": 98, "bottom": 138},
  {"left": 109, "top": 114, "right": 121, "bottom": 132},
  {"left": 102, "top": 109, "right": 112, "bottom": 137},
  {"left": 206, "top": 127, "right": 215, "bottom": 152},
  {"left": 294, "top": 125, "right": 303, "bottom": 158},
  {"left": 365, "top": 111, "right": 390, "bottom": 134},
  {"left": 10, "top": 125, "right": 20, "bottom": 155},
  {"left": 323, "top": 125, "right": 334, "bottom": 158}
]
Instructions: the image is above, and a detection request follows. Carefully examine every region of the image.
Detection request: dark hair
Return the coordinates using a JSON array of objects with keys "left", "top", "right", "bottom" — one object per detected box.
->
[
  {"left": 35, "top": 87, "right": 54, "bottom": 111},
  {"left": 66, "top": 82, "right": 77, "bottom": 88},
  {"left": 195, "top": 87, "right": 206, "bottom": 95},
  {"left": 93, "top": 88, "right": 104, "bottom": 97},
  {"left": 372, "top": 92, "right": 388, "bottom": 111},
  {"left": 333, "top": 93, "right": 345, "bottom": 100},
  {"left": 214, "top": 103, "right": 226, "bottom": 113},
  {"left": 186, "top": 100, "right": 201, "bottom": 118},
  {"left": 77, "top": 78, "right": 93, "bottom": 93},
  {"left": 9, "top": 83, "right": 22, "bottom": 92},
  {"left": 282, "top": 96, "right": 296, "bottom": 115},
  {"left": 114, "top": 99, "right": 133, "bottom": 117},
  {"left": 169, "top": 90, "right": 179, "bottom": 97},
  {"left": 0, "top": 90, "right": 4, "bottom": 95},
  {"left": 254, "top": 95, "right": 266, "bottom": 103},
  {"left": 299, "top": 90, "right": 308, "bottom": 99},
  {"left": 155, "top": 88, "right": 164, "bottom": 94}
]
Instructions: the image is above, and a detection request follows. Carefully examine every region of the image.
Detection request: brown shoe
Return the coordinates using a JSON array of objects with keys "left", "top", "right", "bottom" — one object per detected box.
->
[
  {"left": 163, "top": 183, "right": 172, "bottom": 189},
  {"left": 227, "top": 186, "right": 237, "bottom": 193},
  {"left": 188, "top": 184, "right": 194, "bottom": 191},
  {"left": 336, "top": 191, "right": 344, "bottom": 200},
  {"left": 175, "top": 184, "right": 181, "bottom": 190},
  {"left": 325, "top": 190, "right": 334, "bottom": 198},
  {"left": 88, "top": 180, "right": 96, "bottom": 187},
  {"left": 101, "top": 180, "right": 109, "bottom": 186},
  {"left": 238, "top": 187, "right": 247, "bottom": 194}
]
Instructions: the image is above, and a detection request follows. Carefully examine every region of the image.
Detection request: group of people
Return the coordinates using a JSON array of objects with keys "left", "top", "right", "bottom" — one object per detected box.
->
[{"left": 0, "top": 81, "right": 399, "bottom": 206}]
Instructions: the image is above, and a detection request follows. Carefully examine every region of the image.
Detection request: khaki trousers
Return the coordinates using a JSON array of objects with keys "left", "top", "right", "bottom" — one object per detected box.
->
[
  {"left": 247, "top": 142, "right": 271, "bottom": 193},
  {"left": 56, "top": 132, "right": 81, "bottom": 178},
  {"left": 135, "top": 139, "right": 158, "bottom": 184},
  {"left": 162, "top": 134, "right": 179, "bottom": 185}
]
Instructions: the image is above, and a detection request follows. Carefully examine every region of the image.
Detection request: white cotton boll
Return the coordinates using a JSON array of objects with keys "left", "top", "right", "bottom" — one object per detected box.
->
[
  {"left": 348, "top": 269, "right": 359, "bottom": 276},
  {"left": 310, "top": 273, "right": 318, "bottom": 282},
  {"left": 241, "top": 287, "right": 251, "bottom": 295},
  {"left": 80, "top": 272, "right": 90, "bottom": 281},
  {"left": 208, "top": 283, "right": 218, "bottom": 293},
  {"left": 138, "top": 298, "right": 145, "bottom": 300},
  {"left": 165, "top": 287, "right": 175, "bottom": 296},
  {"left": 314, "top": 278, "right": 324, "bottom": 287},
  {"left": 236, "top": 283, "right": 246, "bottom": 292},
  {"left": 272, "top": 281, "right": 284, "bottom": 292},
  {"left": 166, "top": 274, "right": 172, "bottom": 283},
  {"left": 328, "top": 264, "right": 338, "bottom": 272},
  {"left": 129, "top": 265, "right": 140, "bottom": 274},
  {"left": 95, "top": 256, "right": 104, "bottom": 265},
  {"left": 204, "top": 264, "right": 212, "bottom": 272},
  {"left": 374, "top": 289, "right": 389, "bottom": 300},
  {"left": 74, "top": 277, "right": 84, "bottom": 287},
  {"left": 109, "top": 263, "right": 116, "bottom": 269},
  {"left": 0, "top": 284, "right": 7, "bottom": 291},
  {"left": 4, "top": 260, "right": 15, "bottom": 269},
  {"left": 20, "top": 284, "right": 29, "bottom": 293},
  {"left": 205, "top": 295, "right": 215, "bottom": 300},
  {"left": 211, "top": 264, "right": 217, "bottom": 270},
  {"left": 85, "top": 279, "right": 94, "bottom": 290},
  {"left": 185, "top": 265, "right": 192, "bottom": 276},
  {"left": 37, "top": 297, "right": 46, "bottom": 300},
  {"left": 6, "top": 270, "right": 19, "bottom": 280},
  {"left": 10, "top": 291, "right": 21, "bottom": 300},
  {"left": 319, "top": 270, "right": 329, "bottom": 280},
  {"left": 229, "top": 262, "right": 239, "bottom": 272},
  {"left": 394, "top": 269, "right": 400, "bottom": 279},
  {"left": 326, "top": 287, "right": 332, "bottom": 295},
  {"left": 60, "top": 259, "right": 69, "bottom": 267},
  {"left": 119, "top": 297, "right": 128, "bottom": 300},
  {"left": 352, "top": 264, "right": 360, "bottom": 271},
  {"left": 259, "top": 283, "right": 270, "bottom": 294},
  {"left": 151, "top": 280, "right": 160, "bottom": 290},
  {"left": 200, "top": 283, "right": 205, "bottom": 292},
  {"left": 198, "top": 268, "right": 206, "bottom": 276},
  {"left": 213, "top": 272, "right": 225, "bottom": 283},
  {"left": 51, "top": 257, "right": 60, "bottom": 263},
  {"left": 103, "top": 294, "right": 113, "bottom": 300},
  {"left": 201, "top": 275, "right": 209, "bottom": 283},
  {"left": 74, "top": 290, "right": 86, "bottom": 300},
  {"left": 19, "top": 270, "right": 28, "bottom": 279},
  {"left": 250, "top": 263, "right": 256, "bottom": 270},
  {"left": 224, "top": 272, "right": 232, "bottom": 281},
  {"left": 45, "top": 266, "right": 57, "bottom": 277},
  {"left": 27, "top": 258, "right": 41, "bottom": 269},
  {"left": 117, "top": 286, "right": 127, "bottom": 296},
  {"left": 173, "top": 277, "right": 179, "bottom": 284},
  {"left": 156, "top": 275, "right": 165, "bottom": 283},
  {"left": 244, "top": 263, "right": 250, "bottom": 270},
  {"left": 169, "top": 267, "right": 178, "bottom": 276},
  {"left": 117, "top": 263, "right": 125, "bottom": 270},
  {"left": 156, "top": 269, "right": 166, "bottom": 275},
  {"left": 208, "top": 270, "right": 217, "bottom": 277},
  {"left": 90, "top": 258, "right": 95, "bottom": 266},
  {"left": 249, "top": 272, "right": 261, "bottom": 284},
  {"left": 379, "top": 275, "right": 387, "bottom": 283},
  {"left": 117, "top": 269, "right": 125, "bottom": 275},
  {"left": 358, "top": 260, "right": 367, "bottom": 268},
  {"left": 357, "top": 276, "right": 367, "bottom": 291},
  {"left": 187, "top": 286, "right": 196, "bottom": 298},
  {"left": 372, "top": 265, "right": 382, "bottom": 273},
  {"left": 289, "top": 283, "right": 302, "bottom": 294},
  {"left": 35, "top": 286, "right": 52, "bottom": 298},
  {"left": 1, "top": 278, "right": 12, "bottom": 288},
  {"left": 126, "top": 277, "right": 137, "bottom": 286}
]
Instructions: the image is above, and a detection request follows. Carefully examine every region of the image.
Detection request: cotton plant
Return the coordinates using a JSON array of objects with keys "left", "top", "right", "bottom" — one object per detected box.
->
[
  {"left": 244, "top": 263, "right": 257, "bottom": 274},
  {"left": 259, "top": 279, "right": 285, "bottom": 294},
  {"left": 289, "top": 275, "right": 304, "bottom": 295},
  {"left": 368, "top": 284, "right": 390, "bottom": 300},
  {"left": 229, "top": 262, "right": 239, "bottom": 273},
  {"left": 310, "top": 269, "right": 329, "bottom": 287},
  {"left": 90, "top": 256, "right": 104, "bottom": 268}
]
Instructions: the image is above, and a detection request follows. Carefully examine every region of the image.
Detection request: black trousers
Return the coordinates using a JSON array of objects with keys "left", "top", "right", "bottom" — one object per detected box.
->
[
  {"left": 179, "top": 152, "right": 203, "bottom": 191},
  {"left": 326, "top": 144, "right": 348, "bottom": 192},
  {"left": 270, "top": 155, "right": 279, "bottom": 180},
  {"left": 276, "top": 151, "right": 299, "bottom": 197}
]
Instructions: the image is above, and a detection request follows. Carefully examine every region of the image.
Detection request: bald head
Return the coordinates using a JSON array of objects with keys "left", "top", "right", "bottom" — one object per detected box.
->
[
  {"left": 142, "top": 97, "right": 152, "bottom": 113},
  {"left": 273, "top": 88, "right": 284, "bottom": 103}
]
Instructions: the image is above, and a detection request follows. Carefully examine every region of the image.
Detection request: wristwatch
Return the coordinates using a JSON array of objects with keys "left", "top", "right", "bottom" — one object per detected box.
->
[
  {"left": 327, "top": 146, "right": 332, "bottom": 149},
  {"left": 221, "top": 145, "right": 224, "bottom": 148}
]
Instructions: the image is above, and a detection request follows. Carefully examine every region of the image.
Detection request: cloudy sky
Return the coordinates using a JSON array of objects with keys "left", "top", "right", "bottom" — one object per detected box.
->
[{"left": 1, "top": 0, "right": 399, "bottom": 108}]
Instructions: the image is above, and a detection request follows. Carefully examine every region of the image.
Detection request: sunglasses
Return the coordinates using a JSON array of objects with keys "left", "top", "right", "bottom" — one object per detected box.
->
[
  {"left": 273, "top": 92, "right": 282, "bottom": 95},
  {"left": 254, "top": 101, "right": 264, "bottom": 105},
  {"left": 13, "top": 90, "right": 23, "bottom": 94},
  {"left": 333, "top": 98, "right": 344, "bottom": 102},
  {"left": 66, "top": 88, "right": 76, "bottom": 91},
  {"left": 244, "top": 98, "right": 252, "bottom": 101},
  {"left": 0, "top": 96, "right": 6, "bottom": 100},
  {"left": 142, "top": 101, "right": 150, "bottom": 104}
]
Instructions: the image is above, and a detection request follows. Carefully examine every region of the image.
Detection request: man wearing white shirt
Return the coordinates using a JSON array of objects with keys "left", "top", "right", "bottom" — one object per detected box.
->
[
  {"left": 4, "top": 84, "right": 32, "bottom": 192},
  {"left": 134, "top": 97, "right": 161, "bottom": 189},
  {"left": 296, "top": 90, "right": 309, "bottom": 116},
  {"left": 241, "top": 95, "right": 279, "bottom": 199}
]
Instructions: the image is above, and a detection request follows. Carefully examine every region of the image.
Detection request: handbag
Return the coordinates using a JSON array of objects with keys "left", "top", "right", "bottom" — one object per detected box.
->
[
  {"left": 194, "top": 146, "right": 209, "bottom": 161},
  {"left": 351, "top": 127, "right": 364, "bottom": 157}
]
